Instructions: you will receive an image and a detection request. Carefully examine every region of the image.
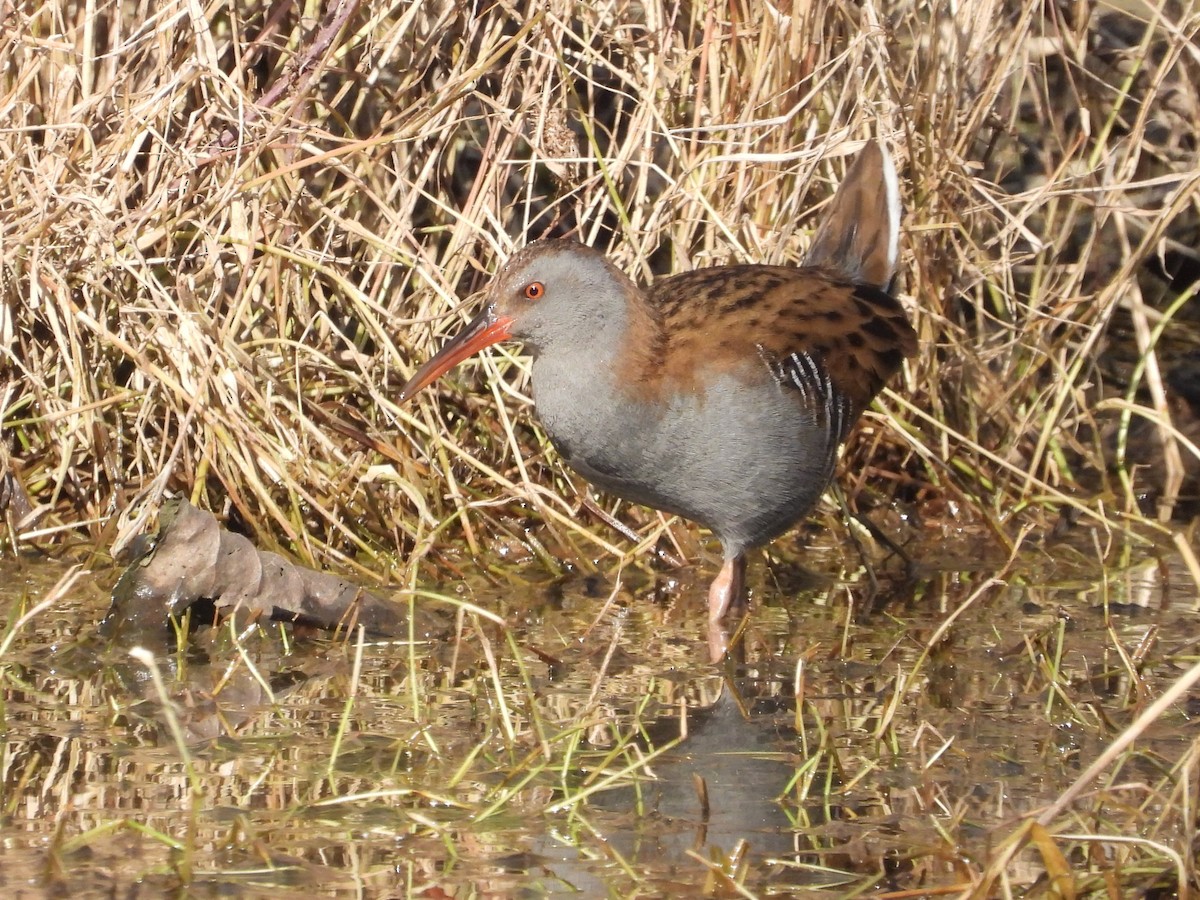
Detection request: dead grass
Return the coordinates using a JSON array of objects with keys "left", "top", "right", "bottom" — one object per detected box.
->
[
  {"left": 1, "top": 0, "right": 1196, "bottom": 568},
  {"left": 2, "top": 0, "right": 1200, "bottom": 895}
]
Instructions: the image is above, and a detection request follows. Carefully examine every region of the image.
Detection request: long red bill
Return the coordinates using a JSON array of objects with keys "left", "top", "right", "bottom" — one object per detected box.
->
[{"left": 398, "top": 306, "right": 515, "bottom": 402}]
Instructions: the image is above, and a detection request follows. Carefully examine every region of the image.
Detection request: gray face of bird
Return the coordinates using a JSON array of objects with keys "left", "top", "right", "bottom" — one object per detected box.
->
[
  {"left": 395, "top": 240, "right": 637, "bottom": 401},
  {"left": 803, "top": 140, "right": 901, "bottom": 292},
  {"left": 486, "top": 240, "right": 636, "bottom": 357}
]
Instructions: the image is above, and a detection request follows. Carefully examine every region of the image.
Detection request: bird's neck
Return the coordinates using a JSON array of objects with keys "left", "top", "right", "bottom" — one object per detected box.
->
[
  {"left": 528, "top": 282, "right": 666, "bottom": 434},
  {"left": 530, "top": 277, "right": 663, "bottom": 391}
]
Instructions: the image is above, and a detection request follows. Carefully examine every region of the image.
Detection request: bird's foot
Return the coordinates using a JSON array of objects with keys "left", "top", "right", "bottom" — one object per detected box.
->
[{"left": 706, "top": 554, "right": 747, "bottom": 662}]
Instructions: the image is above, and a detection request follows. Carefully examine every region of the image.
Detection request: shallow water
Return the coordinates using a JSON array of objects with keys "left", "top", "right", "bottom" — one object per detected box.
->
[{"left": 1, "top": 533, "right": 1197, "bottom": 897}]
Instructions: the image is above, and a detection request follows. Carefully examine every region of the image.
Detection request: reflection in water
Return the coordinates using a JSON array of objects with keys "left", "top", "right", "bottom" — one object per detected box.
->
[
  {"left": 1, "top": 545, "right": 1198, "bottom": 896},
  {"left": 589, "top": 687, "right": 802, "bottom": 867}
]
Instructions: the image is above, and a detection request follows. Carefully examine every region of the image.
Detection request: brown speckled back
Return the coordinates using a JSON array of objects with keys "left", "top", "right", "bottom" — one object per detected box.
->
[{"left": 634, "top": 264, "right": 915, "bottom": 414}]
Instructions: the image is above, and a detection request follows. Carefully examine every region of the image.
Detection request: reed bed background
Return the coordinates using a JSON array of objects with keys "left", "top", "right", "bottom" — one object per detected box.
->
[
  {"left": 3, "top": 2, "right": 1200, "bottom": 896},
  {"left": 2, "top": 0, "right": 1198, "bottom": 570}
]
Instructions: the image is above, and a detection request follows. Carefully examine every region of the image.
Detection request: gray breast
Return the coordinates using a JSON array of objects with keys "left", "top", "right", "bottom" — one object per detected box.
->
[{"left": 531, "top": 358, "right": 842, "bottom": 556}]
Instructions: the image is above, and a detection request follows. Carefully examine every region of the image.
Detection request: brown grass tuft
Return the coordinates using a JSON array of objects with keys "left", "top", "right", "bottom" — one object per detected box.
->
[{"left": 1, "top": 1, "right": 1198, "bottom": 572}]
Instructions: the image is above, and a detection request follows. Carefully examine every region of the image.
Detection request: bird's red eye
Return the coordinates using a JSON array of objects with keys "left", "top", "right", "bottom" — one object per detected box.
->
[{"left": 524, "top": 281, "right": 545, "bottom": 300}]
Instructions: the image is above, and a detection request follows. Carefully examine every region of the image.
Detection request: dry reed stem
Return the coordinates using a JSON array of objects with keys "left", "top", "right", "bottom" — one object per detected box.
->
[{"left": 0, "top": 1, "right": 1197, "bottom": 582}]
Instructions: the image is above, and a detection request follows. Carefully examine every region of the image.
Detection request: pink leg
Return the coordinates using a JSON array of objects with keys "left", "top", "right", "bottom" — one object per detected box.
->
[
  {"left": 707, "top": 554, "right": 746, "bottom": 623},
  {"left": 707, "top": 554, "right": 747, "bottom": 663}
]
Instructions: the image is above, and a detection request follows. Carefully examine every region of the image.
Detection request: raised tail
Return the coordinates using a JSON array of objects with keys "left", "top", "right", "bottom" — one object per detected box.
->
[{"left": 804, "top": 140, "right": 900, "bottom": 291}]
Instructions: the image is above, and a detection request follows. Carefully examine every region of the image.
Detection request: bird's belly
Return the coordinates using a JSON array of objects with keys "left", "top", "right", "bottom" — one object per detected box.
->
[{"left": 533, "top": 369, "right": 840, "bottom": 554}]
